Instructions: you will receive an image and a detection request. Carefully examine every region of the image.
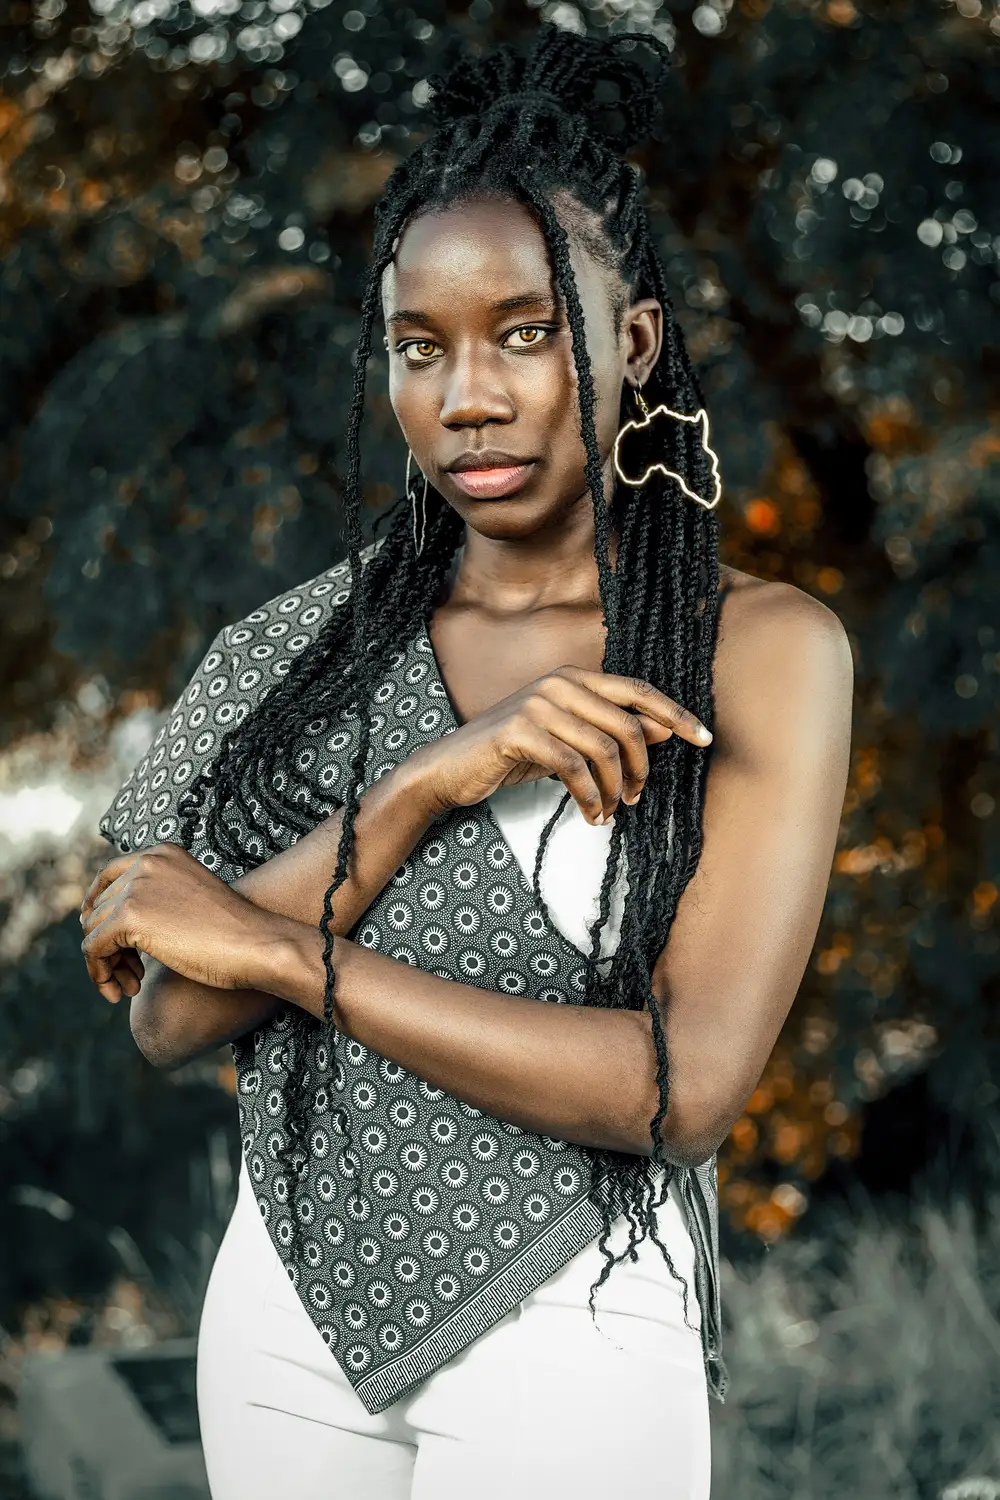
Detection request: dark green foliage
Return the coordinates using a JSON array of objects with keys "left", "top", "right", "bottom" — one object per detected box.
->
[
  {"left": 0, "top": 912, "right": 235, "bottom": 1330},
  {"left": 1, "top": 0, "right": 999, "bottom": 1382},
  {"left": 173, "top": 22, "right": 725, "bottom": 1337}
]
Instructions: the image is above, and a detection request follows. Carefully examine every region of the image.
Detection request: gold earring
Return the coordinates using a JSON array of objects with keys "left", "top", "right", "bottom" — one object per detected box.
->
[
  {"left": 612, "top": 382, "right": 723, "bottom": 511},
  {"left": 405, "top": 449, "right": 429, "bottom": 556}
]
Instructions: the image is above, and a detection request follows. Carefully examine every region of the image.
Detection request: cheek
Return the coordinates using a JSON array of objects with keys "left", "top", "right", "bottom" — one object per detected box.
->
[
  {"left": 583, "top": 339, "right": 627, "bottom": 445},
  {"left": 547, "top": 319, "right": 623, "bottom": 454},
  {"left": 389, "top": 371, "right": 433, "bottom": 439},
  {"left": 545, "top": 359, "right": 620, "bottom": 468},
  {"left": 527, "top": 356, "right": 575, "bottom": 426}
]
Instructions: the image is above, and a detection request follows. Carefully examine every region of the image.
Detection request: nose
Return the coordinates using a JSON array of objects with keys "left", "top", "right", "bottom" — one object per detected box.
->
[{"left": 439, "top": 347, "right": 515, "bottom": 430}]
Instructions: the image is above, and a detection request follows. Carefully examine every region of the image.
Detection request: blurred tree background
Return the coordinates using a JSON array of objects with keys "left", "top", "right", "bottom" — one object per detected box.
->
[{"left": 0, "top": 0, "right": 998, "bottom": 1488}]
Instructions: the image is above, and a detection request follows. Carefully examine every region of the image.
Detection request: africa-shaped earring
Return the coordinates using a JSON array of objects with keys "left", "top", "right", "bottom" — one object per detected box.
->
[
  {"left": 612, "top": 382, "right": 723, "bottom": 510},
  {"left": 405, "top": 448, "right": 429, "bottom": 556}
]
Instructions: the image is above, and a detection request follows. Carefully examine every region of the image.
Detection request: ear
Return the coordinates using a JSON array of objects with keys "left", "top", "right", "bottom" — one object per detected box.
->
[{"left": 621, "top": 297, "right": 663, "bottom": 389}]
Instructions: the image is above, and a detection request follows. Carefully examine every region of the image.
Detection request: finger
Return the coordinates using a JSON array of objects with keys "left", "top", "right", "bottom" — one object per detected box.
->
[
  {"left": 536, "top": 680, "right": 652, "bottom": 803},
  {"left": 80, "top": 844, "right": 180, "bottom": 923},
  {"left": 81, "top": 866, "right": 134, "bottom": 933},
  {"left": 512, "top": 723, "right": 607, "bottom": 826},
  {"left": 103, "top": 946, "right": 144, "bottom": 989},
  {"left": 111, "top": 957, "right": 142, "bottom": 1000},
  {"left": 89, "top": 955, "right": 131, "bottom": 1003},
  {"left": 80, "top": 853, "right": 138, "bottom": 920},
  {"left": 119, "top": 949, "right": 145, "bottom": 984},
  {"left": 82, "top": 916, "right": 135, "bottom": 995},
  {"left": 527, "top": 701, "right": 627, "bottom": 820},
  {"left": 543, "top": 670, "right": 678, "bottom": 753},
  {"left": 553, "top": 669, "right": 712, "bottom": 747},
  {"left": 83, "top": 936, "right": 117, "bottom": 992},
  {"left": 87, "top": 947, "right": 137, "bottom": 1004}
]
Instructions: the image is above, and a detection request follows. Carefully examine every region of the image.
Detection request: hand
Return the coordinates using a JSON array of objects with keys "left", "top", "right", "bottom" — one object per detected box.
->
[
  {"left": 407, "top": 666, "right": 713, "bottom": 827},
  {"left": 80, "top": 843, "right": 291, "bottom": 1004}
]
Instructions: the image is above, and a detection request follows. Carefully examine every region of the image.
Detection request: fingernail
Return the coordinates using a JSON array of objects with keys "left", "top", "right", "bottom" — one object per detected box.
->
[{"left": 697, "top": 726, "right": 713, "bottom": 743}]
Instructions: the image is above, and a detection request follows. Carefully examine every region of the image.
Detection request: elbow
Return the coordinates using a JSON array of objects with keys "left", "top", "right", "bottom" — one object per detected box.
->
[
  {"left": 622, "top": 1017, "right": 745, "bottom": 1166},
  {"left": 128, "top": 974, "right": 201, "bottom": 1072},
  {"left": 129, "top": 1003, "right": 188, "bottom": 1071},
  {"left": 629, "top": 1083, "right": 735, "bottom": 1169},
  {"left": 657, "top": 1120, "right": 728, "bottom": 1171}
]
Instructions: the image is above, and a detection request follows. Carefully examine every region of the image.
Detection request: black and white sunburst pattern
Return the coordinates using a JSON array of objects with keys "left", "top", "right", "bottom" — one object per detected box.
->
[{"left": 99, "top": 552, "right": 726, "bottom": 1412}]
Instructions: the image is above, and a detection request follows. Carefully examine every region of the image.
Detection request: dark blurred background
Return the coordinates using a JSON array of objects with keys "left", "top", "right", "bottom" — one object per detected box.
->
[{"left": 0, "top": 1, "right": 998, "bottom": 1495}]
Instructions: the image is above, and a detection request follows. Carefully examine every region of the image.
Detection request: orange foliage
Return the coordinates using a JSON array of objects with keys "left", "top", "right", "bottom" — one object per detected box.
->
[
  {"left": 745, "top": 1085, "right": 773, "bottom": 1114},
  {"left": 861, "top": 395, "right": 926, "bottom": 455},
  {"left": 729, "top": 1116, "right": 759, "bottom": 1154},
  {"left": 718, "top": 1038, "right": 861, "bottom": 1240},
  {"left": 966, "top": 428, "right": 1000, "bottom": 468},
  {"left": 826, "top": 0, "right": 859, "bottom": 23},
  {"left": 771, "top": 1119, "right": 807, "bottom": 1163},
  {"left": 745, "top": 497, "right": 782, "bottom": 535},
  {"left": 973, "top": 881, "right": 998, "bottom": 916},
  {"left": 79, "top": 178, "right": 111, "bottom": 212}
]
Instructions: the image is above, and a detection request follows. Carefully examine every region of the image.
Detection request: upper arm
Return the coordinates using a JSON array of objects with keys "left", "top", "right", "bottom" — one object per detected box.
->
[
  {"left": 95, "top": 558, "right": 365, "bottom": 1067},
  {"left": 96, "top": 543, "right": 379, "bottom": 866},
  {"left": 652, "top": 582, "right": 854, "bottom": 1163},
  {"left": 98, "top": 624, "right": 245, "bottom": 875}
]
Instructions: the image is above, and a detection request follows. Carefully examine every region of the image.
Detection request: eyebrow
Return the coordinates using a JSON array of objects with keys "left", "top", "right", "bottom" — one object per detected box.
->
[{"left": 385, "top": 291, "right": 558, "bottom": 331}]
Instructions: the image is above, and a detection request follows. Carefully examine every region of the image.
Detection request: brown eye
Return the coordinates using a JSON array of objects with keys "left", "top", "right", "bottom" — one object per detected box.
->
[
  {"left": 400, "top": 340, "right": 440, "bottom": 364},
  {"left": 506, "top": 325, "right": 550, "bottom": 349}
]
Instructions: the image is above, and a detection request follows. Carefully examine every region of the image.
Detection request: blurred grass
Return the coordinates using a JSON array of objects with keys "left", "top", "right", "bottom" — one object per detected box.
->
[
  {"left": 711, "top": 1185, "right": 1000, "bottom": 1500},
  {"left": 0, "top": 1128, "right": 237, "bottom": 1499},
  {"left": 3, "top": 1149, "right": 999, "bottom": 1498},
  {"left": 105, "top": 1126, "right": 237, "bottom": 1342}
]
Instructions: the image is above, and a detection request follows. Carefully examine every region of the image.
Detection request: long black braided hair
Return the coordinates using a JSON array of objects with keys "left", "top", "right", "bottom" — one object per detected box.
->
[{"left": 179, "top": 24, "right": 723, "bottom": 1321}]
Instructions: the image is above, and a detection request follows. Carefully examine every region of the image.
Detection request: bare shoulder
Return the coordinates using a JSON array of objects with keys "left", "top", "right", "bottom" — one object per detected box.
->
[
  {"left": 712, "top": 565, "right": 854, "bottom": 753},
  {"left": 716, "top": 564, "right": 853, "bottom": 662}
]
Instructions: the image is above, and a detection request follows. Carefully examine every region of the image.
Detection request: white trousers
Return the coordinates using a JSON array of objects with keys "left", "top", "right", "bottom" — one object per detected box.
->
[{"left": 196, "top": 1157, "right": 712, "bottom": 1500}]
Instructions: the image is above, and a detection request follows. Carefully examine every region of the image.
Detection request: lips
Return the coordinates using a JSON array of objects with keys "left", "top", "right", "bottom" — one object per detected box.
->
[{"left": 448, "top": 463, "right": 535, "bottom": 500}]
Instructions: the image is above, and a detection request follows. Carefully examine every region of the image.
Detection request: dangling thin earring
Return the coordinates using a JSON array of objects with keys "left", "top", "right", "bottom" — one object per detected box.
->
[
  {"left": 612, "top": 381, "right": 723, "bottom": 510},
  {"left": 405, "top": 449, "right": 429, "bottom": 556}
]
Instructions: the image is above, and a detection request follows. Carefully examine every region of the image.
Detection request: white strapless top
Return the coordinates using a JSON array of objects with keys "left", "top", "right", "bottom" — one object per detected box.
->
[
  {"left": 479, "top": 781, "right": 700, "bottom": 1329},
  {"left": 486, "top": 774, "right": 628, "bottom": 966}
]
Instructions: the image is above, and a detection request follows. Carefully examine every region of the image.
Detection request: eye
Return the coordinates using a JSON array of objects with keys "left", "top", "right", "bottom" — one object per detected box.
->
[
  {"left": 397, "top": 339, "right": 441, "bottom": 365},
  {"left": 504, "top": 325, "right": 552, "bottom": 350}
]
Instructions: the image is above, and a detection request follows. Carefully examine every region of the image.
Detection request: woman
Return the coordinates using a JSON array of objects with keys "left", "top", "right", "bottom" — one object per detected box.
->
[{"left": 81, "top": 25, "right": 853, "bottom": 1500}]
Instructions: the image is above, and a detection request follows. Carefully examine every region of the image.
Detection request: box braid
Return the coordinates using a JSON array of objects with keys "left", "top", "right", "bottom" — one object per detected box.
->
[{"left": 177, "top": 24, "right": 722, "bottom": 1320}]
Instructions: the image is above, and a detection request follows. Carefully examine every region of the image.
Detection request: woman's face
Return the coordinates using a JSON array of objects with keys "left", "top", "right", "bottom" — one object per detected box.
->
[{"left": 380, "top": 192, "right": 662, "bottom": 544}]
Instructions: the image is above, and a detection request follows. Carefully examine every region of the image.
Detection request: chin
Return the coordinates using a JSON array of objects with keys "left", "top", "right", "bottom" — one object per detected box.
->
[
  {"left": 462, "top": 504, "right": 566, "bottom": 543},
  {"left": 442, "top": 488, "right": 578, "bottom": 542}
]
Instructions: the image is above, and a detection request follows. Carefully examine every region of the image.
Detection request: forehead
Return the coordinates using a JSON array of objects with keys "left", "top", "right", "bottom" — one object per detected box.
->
[{"left": 380, "top": 194, "right": 610, "bottom": 322}]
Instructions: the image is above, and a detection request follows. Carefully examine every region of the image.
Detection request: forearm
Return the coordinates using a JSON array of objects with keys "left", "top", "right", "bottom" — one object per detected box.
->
[
  {"left": 232, "top": 750, "right": 441, "bottom": 928},
  {"left": 129, "top": 958, "right": 283, "bottom": 1071},
  {"left": 257, "top": 921, "right": 670, "bottom": 1158},
  {"left": 131, "top": 754, "right": 443, "bottom": 1069}
]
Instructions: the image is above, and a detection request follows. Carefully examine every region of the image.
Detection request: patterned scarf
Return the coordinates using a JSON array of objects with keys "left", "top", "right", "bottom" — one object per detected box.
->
[{"left": 100, "top": 554, "right": 728, "bottom": 1412}]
